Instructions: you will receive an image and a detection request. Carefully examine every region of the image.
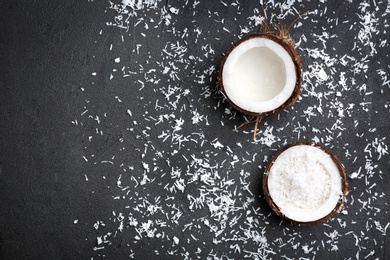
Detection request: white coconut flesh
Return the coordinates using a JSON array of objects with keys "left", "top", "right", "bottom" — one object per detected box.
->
[
  {"left": 222, "top": 37, "right": 297, "bottom": 114},
  {"left": 267, "top": 145, "right": 343, "bottom": 223}
]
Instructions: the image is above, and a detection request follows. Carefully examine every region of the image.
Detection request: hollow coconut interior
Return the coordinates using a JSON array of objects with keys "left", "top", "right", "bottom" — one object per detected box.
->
[
  {"left": 266, "top": 145, "right": 343, "bottom": 223},
  {"left": 222, "top": 37, "right": 297, "bottom": 114}
]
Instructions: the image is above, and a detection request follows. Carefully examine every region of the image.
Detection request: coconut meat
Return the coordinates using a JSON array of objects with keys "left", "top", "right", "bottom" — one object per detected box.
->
[
  {"left": 222, "top": 37, "right": 297, "bottom": 113},
  {"left": 267, "top": 145, "right": 343, "bottom": 223}
]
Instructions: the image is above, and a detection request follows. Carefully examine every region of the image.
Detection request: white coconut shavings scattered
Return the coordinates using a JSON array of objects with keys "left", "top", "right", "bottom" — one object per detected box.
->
[{"left": 75, "top": 0, "right": 390, "bottom": 259}]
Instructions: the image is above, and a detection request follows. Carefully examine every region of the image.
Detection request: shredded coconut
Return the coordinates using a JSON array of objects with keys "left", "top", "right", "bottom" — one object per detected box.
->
[{"left": 75, "top": 0, "right": 389, "bottom": 258}]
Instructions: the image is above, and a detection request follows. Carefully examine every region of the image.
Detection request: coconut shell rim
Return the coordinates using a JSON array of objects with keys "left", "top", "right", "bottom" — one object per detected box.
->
[
  {"left": 218, "top": 32, "right": 303, "bottom": 118},
  {"left": 262, "top": 141, "right": 349, "bottom": 224}
]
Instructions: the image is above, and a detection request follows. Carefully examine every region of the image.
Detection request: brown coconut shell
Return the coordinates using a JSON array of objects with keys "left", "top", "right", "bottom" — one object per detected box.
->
[
  {"left": 218, "top": 31, "right": 303, "bottom": 120},
  {"left": 262, "top": 142, "right": 349, "bottom": 224}
]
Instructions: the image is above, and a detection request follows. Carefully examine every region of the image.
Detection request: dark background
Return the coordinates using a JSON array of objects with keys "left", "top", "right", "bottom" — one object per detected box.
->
[{"left": 1, "top": 0, "right": 389, "bottom": 259}]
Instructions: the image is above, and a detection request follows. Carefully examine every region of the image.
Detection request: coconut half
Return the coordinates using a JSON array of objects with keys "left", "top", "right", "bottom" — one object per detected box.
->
[
  {"left": 219, "top": 32, "right": 302, "bottom": 118},
  {"left": 263, "top": 142, "right": 348, "bottom": 224}
]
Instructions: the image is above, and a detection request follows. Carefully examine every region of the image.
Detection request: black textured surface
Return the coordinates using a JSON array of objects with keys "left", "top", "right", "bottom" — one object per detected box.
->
[{"left": 1, "top": 1, "right": 390, "bottom": 259}]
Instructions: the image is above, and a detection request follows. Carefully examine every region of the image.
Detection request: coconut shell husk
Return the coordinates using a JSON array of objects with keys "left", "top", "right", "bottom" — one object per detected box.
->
[
  {"left": 262, "top": 142, "right": 349, "bottom": 224},
  {"left": 218, "top": 30, "right": 303, "bottom": 120}
]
